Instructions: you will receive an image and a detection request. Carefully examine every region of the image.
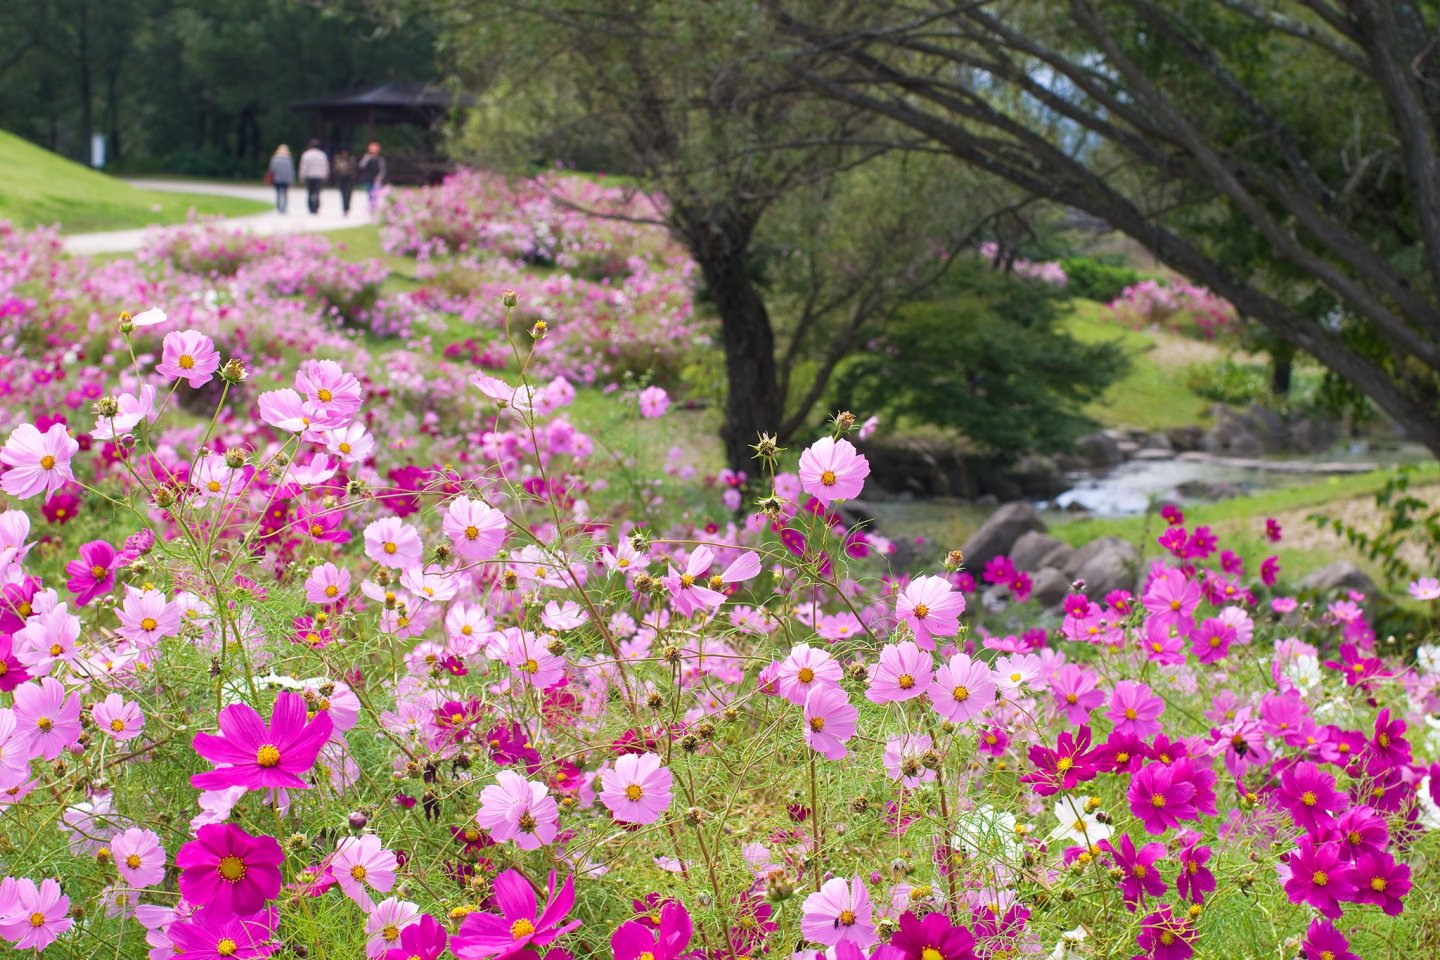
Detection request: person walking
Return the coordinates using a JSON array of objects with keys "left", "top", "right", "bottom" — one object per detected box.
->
[
  {"left": 267, "top": 145, "right": 295, "bottom": 214},
  {"left": 358, "top": 142, "right": 387, "bottom": 216},
  {"left": 333, "top": 147, "right": 357, "bottom": 217},
  {"left": 298, "top": 139, "right": 330, "bottom": 215}
]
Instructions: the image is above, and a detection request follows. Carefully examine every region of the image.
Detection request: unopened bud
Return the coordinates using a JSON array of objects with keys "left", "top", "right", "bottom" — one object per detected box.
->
[
  {"left": 220, "top": 358, "right": 248, "bottom": 384},
  {"left": 835, "top": 411, "right": 856, "bottom": 432},
  {"left": 943, "top": 550, "right": 964, "bottom": 572},
  {"left": 94, "top": 396, "right": 120, "bottom": 418},
  {"left": 500, "top": 290, "right": 519, "bottom": 308}
]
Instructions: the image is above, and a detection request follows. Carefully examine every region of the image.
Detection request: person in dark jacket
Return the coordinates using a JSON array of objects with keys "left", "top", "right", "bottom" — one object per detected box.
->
[
  {"left": 267, "top": 145, "right": 295, "bottom": 214},
  {"left": 358, "top": 142, "right": 387, "bottom": 216},
  {"left": 333, "top": 148, "right": 357, "bottom": 217}
]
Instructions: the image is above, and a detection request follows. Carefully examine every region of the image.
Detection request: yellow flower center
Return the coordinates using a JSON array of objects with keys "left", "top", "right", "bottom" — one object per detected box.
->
[
  {"left": 141, "top": 617, "right": 158, "bottom": 631},
  {"left": 820, "top": 470, "right": 837, "bottom": 486},
  {"left": 317, "top": 388, "right": 334, "bottom": 402},
  {"left": 217, "top": 938, "right": 238, "bottom": 956},
  {"left": 352, "top": 864, "right": 368, "bottom": 881},
  {"left": 625, "top": 784, "right": 643, "bottom": 801},
  {"left": 809, "top": 717, "right": 826, "bottom": 732},
  {"left": 464, "top": 525, "right": 480, "bottom": 540},
  {"left": 1150, "top": 794, "right": 1166, "bottom": 808},
  {"left": 1312, "top": 870, "right": 1328, "bottom": 887},
  {"left": 913, "top": 603, "right": 929, "bottom": 619},
  {"left": 110, "top": 719, "right": 126, "bottom": 732},
  {"left": 36, "top": 717, "right": 53, "bottom": 732},
  {"left": 1371, "top": 876, "right": 1386, "bottom": 892},
  {"left": 1132, "top": 864, "right": 1147, "bottom": 878},
  {"left": 797, "top": 666, "right": 815, "bottom": 683},
  {"left": 511, "top": 918, "right": 536, "bottom": 939},
  {"left": 921, "top": 950, "right": 943, "bottom": 960},
  {"left": 339, "top": 442, "right": 352, "bottom": 454},
  {"left": 91, "top": 565, "right": 107, "bottom": 578},
  {"left": 897, "top": 673, "right": 915, "bottom": 689},
  {"left": 1124, "top": 708, "right": 1137, "bottom": 720},
  {"left": 384, "top": 541, "right": 398, "bottom": 554},
  {"left": 256, "top": 744, "right": 282, "bottom": 767},
  {"left": 1159, "top": 932, "right": 1175, "bottom": 947},
  {"left": 179, "top": 354, "right": 195, "bottom": 370},
  {"left": 837, "top": 909, "right": 855, "bottom": 926},
  {"left": 1056, "top": 757, "right": 1073, "bottom": 772},
  {"left": 680, "top": 574, "right": 695, "bottom": 588},
  {"left": 126, "top": 854, "right": 142, "bottom": 869},
  {"left": 29, "top": 913, "right": 44, "bottom": 928},
  {"left": 953, "top": 685, "right": 970, "bottom": 702},
  {"left": 1301, "top": 791, "right": 1317, "bottom": 807},
  {"left": 523, "top": 658, "right": 540, "bottom": 674},
  {"left": 217, "top": 855, "right": 247, "bottom": 882},
  {"left": 39, "top": 455, "right": 57, "bottom": 470}
]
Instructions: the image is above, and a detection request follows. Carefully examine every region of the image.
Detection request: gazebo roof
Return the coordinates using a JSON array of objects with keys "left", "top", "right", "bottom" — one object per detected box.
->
[{"left": 291, "top": 80, "right": 474, "bottom": 115}]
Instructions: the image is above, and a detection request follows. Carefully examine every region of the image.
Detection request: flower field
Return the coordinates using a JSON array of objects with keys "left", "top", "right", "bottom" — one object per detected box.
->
[{"left": 0, "top": 172, "right": 1436, "bottom": 960}]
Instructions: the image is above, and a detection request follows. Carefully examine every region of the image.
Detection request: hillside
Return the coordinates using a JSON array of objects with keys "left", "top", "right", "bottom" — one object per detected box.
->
[{"left": 0, "top": 131, "right": 267, "bottom": 233}]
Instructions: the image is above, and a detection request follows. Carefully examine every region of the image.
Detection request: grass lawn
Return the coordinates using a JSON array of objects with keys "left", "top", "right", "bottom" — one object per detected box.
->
[
  {"left": 0, "top": 131, "right": 267, "bottom": 233},
  {"left": 1063, "top": 299, "right": 1218, "bottom": 431}
]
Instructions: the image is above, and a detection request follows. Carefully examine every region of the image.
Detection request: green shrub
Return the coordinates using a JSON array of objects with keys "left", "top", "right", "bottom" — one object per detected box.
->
[
  {"left": 837, "top": 261, "right": 1129, "bottom": 461},
  {"left": 1060, "top": 255, "right": 1140, "bottom": 302}
]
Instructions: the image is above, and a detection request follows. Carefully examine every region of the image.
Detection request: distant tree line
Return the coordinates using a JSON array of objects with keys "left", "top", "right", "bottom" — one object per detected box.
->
[{"left": 0, "top": 0, "right": 437, "bottom": 174}]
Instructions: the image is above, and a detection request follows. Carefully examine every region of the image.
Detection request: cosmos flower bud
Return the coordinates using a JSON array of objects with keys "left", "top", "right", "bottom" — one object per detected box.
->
[
  {"left": 684, "top": 806, "right": 705, "bottom": 825},
  {"left": 835, "top": 410, "right": 856, "bottom": 432},
  {"left": 118, "top": 311, "right": 134, "bottom": 333},
  {"left": 750, "top": 432, "right": 780, "bottom": 462},
  {"left": 220, "top": 358, "right": 249, "bottom": 383},
  {"left": 224, "top": 448, "right": 247, "bottom": 469},
  {"left": 529, "top": 320, "right": 547, "bottom": 339},
  {"left": 501, "top": 290, "right": 519, "bottom": 308},
  {"left": 943, "top": 549, "right": 964, "bottom": 571},
  {"left": 153, "top": 487, "right": 175, "bottom": 508},
  {"left": 348, "top": 811, "right": 368, "bottom": 829},
  {"left": 94, "top": 396, "right": 120, "bottom": 418}
]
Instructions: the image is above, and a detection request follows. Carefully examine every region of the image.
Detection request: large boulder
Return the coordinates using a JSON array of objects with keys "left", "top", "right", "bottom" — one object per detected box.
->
[
  {"left": 961, "top": 502, "right": 1045, "bottom": 573},
  {"left": 1301, "top": 561, "right": 1377, "bottom": 597},
  {"left": 1074, "top": 432, "right": 1124, "bottom": 469},
  {"left": 1028, "top": 566, "right": 1072, "bottom": 609},
  {"left": 1010, "top": 531, "right": 1074, "bottom": 572},
  {"left": 1062, "top": 536, "right": 1139, "bottom": 599}
]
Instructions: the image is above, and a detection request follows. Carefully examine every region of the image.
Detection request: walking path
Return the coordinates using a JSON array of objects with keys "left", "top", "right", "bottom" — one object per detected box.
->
[{"left": 62, "top": 179, "right": 375, "bottom": 256}]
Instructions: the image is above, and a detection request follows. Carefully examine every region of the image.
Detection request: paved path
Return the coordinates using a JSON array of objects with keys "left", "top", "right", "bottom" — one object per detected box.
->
[{"left": 62, "top": 179, "right": 377, "bottom": 256}]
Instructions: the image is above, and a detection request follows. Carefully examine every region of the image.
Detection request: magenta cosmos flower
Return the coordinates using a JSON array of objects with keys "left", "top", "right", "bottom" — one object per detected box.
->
[
  {"left": 475, "top": 770, "right": 559, "bottom": 850},
  {"left": 1, "top": 423, "right": 79, "bottom": 500},
  {"left": 930, "top": 653, "right": 997, "bottom": 724},
  {"left": 611, "top": 901, "right": 691, "bottom": 960},
  {"left": 1127, "top": 761, "right": 1198, "bottom": 834},
  {"left": 190, "top": 691, "right": 333, "bottom": 792},
  {"left": 1107, "top": 681, "right": 1165, "bottom": 738},
  {"left": 157, "top": 329, "right": 221, "bottom": 387},
  {"left": 384, "top": 914, "right": 448, "bottom": 960},
  {"left": 0, "top": 877, "right": 72, "bottom": 950},
  {"left": 801, "top": 876, "right": 876, "bottom": 947},
  {"left": 175, "top": 823, "right": 284, "bottom": 919},
  {"left": 170, "top": 907, "right": 278, "bottom": 960},
  {"left": 1282, "top": 838, "right": 1356, "bottom": 920},
  {"left": 1100, "top": 835, "right": 1168, "bottom": 910},
  {"left": 1301, "top": 920, "right": 1357, "bottom": 960},
  {"left": 64, "top": 539, "right": 116, "bottom": 606},
  {"left": 798, "top": 436, "right": 870, "bottom": 506},
  {"left": 887, "top": 911, "right": 976, "bottom": 960},
  {"left": 1134, "top": 905, "right": 1193, "bottom": 960},
  {"left": 444, "top": 497, "right": 507, "bottom": 561},
  {"left": 803, "top": 684, "right": 858, "bottom": 761},
  {"left": 867, "top": 641, "right": 933, "bottom": 704},
  {"left": 896, "top": 574, "right": 966, "bottom": 649},
  {"left": 451, "top": 869, "right": 579, "bottom": 960},
  {"left": 1277, "top": 761, "right": 1348, "bottom": 834},
  {"left": 600, "top": 752, "right": 673, "bottom": 825}
]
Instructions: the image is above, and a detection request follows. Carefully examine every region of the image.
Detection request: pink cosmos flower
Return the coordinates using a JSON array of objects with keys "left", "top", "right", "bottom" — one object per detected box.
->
[
  {"left": 662, "top": 546, "right": 726, "bottom": 617},
  {"left": 450, "top": 869, "right": 579, "bottom": 960},
  {"left": 883, "top": 734, "right": 936, "bottom": 788},
  {"left": 190, "top": 691, "right": 333, "bottom": 791},
  {"left": 867, "top": 641, "right": 933, "bottom": 704},
  {"left": 930, "top": 653, "right": 998, "bottom": 724},
  {"left": 305, "top": 563, "right": 351, "bottom": 605},
  {"left": 1050, "top": 663, "right": 1104, "bottom": 724},
  {"left": 116, "top": 586, "right": 182, "bottom": 647},
  {"left": 1107, "top": 681, "right": 1165, "bottom": 738},
  {"left": 364, "top": 518, "right": 424, "bottom": 569},
  {"left": 157, "top": 329, "right": 221, "bottom": 387},
  {"left": 774, "top": 643, "right": 842, "bottom": 705},
  {"left": 600, "top": 752, "right": 673, "bottom": 824},
  {"left": 92, "top": 694, "right": 144, "bottom": 741},
  {"left": 798, "top": 436, "right": 870, "bottom": 505},
  {"left": 0, "top": 877, "right": 72, "bottom": 950},
  {"left": 1142, "top": 568, "right": 1201, "bottom": 631},
  {"left": 111, "top": 827, "right": 166, "bottom": 888},
  {"left": 803, "top": 685, "right": 857, "bottom": 761},
  {"left": 175, "top": 823, "right": 285, "bottom": 919},
  {"left": 296, "top": 359, "right": 363, "bottom": 425},
  {"left": 12, "top": 676, "right": 82, "bottom": 759},
  {"left": 499, "top": 631, "right": 566, "bottom": 690},
  {"left": 1410, "top": 577, "right": 1440, "bottom": 601},
  {"left": 638, "top": 386, "right": 670, "bottom": 418},
  {"left": 896, "top": 575, "right": 966, "bottom": 649},
  {"left": 366, "top": 898, "right": 421, "bottom": 958},
  {"left": 443, "top": 497, "right": 507, "bottom": 561},
  {"left": 801, "top": 876, "right": 876, "bottom": 947},
  {"left": 475, "top": 770, "right": 559, "bottom": 850},
  {"left": 1, "top": 423, "right": 79, "bottom": 500},
  {"left": 332, "top": 834, "right": 399, "bottom": 909}
]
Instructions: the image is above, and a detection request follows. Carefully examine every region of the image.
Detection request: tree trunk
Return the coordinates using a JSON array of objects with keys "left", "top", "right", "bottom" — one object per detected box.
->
[
  {"left": 77, "top": 3, "right": 92, "bottom": 164},
  {"left": 685, "top": 213, "right": 783, "bottom": 476},
  {"left": 105, "top": 64, "right": 121, "bottom": 167},
  {"left": 1270, "top": 344, "right": 1294, "bottom": 398}
]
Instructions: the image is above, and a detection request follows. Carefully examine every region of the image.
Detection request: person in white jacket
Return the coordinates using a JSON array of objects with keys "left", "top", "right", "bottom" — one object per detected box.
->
[{"left": 298, "top": 139, "right": 330, "bottom": 215}]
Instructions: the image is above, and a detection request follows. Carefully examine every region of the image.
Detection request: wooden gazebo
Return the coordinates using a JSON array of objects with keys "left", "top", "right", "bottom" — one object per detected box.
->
[{"left": 291, "top": 81, "right": 474, "bottom": 183}]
